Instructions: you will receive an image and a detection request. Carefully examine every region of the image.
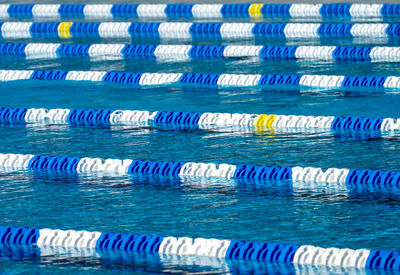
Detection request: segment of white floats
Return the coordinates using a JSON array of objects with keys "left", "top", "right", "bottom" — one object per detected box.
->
[
  {"left": 159, "top": 237, "right": 230, "bottom": 258},
  {"left": 37, "top": 228, "right": 101, "bottom": 248},
  {"left": 293, "top": 246, "right": 370, "bottom": 268},
  {"left": 291, "top": 167, "right": 349, "bottom": 185}
]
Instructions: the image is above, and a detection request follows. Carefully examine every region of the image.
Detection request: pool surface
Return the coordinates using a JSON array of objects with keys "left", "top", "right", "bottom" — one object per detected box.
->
[{"left": 0, "top": 1, "right": 400, "bottom": 274}]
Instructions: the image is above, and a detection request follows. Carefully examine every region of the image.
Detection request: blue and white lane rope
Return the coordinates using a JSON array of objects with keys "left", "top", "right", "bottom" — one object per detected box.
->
[
  {"left": 0, "top": 225, "right": 398, "bottom": 271},
  {"left": 0, "top": 22, "right": 400, "bottom": 40},
  {"left": 1, "top": 107, "right": 399, "bottom": 132},
  {"left": 1, "top": 69, "right": 400, "bottom": 90},
  {"left": 0, "top": 4, "right": 399, "bottom": 19},
  {"left": 2, "top": 153, "right": 400, "bottom": 186},
  {"left": 2, "top": 43, "right": 400, "bottom": 62}
]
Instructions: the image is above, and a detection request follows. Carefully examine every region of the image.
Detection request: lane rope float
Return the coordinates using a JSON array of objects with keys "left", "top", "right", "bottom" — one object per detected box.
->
[
  {"left": 0, "top": 106, "right": 398, "bottom": 132},
  {"left": 0, "top": 22, "right": 400, "bottom": 40},
  {"left": 0, "top": 225, "right": 397, "bottom": 271},
  {"left": 0, "top": 69, "right": 399, "bottom": 90},
  {"left": 0, "top": 153, "right": 400, "bottom": 187},
  {"left": 0, "top": 4, "right": 399, "bottom": 19},
  {"left": 1, "top": 43, "right": 399, "bottom": 62}
]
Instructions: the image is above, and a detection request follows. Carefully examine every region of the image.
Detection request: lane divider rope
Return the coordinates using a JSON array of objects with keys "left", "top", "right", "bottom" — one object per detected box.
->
[
  {"left": 1, "top": 43, "right": 400, "bottom": 62},
  {"left": 0, "top": 22, "right": 399, "bottom": 40},
  {"left": 0, "top": 225, "right": 397, "bottom": 271},
  {"left": 1, "top": 153, "right": 400, "bottom": 187},
  {"left": 1, "top": 106, "right": 399, "bottom": 132},
  {"left": 0, "top": 69, "right": 399, "bottom": 90},
  {"left": 0, "top": 4, "right": 399, "bottom": 19}
]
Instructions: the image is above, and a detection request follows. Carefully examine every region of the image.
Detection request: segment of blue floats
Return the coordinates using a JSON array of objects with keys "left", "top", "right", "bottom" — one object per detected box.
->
[
  {"left": 67, "top": 109, "right": 112, "bottom": 125},
  {"left": 346, "top": 169, "right": 400, "bottom": 185},
  {"left": 367, "top": 250, "right": 400, "bottom": 270},
  {"left": 0, "top": 107, "right": 28, "bottom": 122},
  {"left": 95, "top": 232, "right": 164, "bottom": 253},
  {"left": 28, "top": 156, "right": 82, "bottom": 172},
  {"left": 331, "top": 117, "right": 383, "bottom": 130},
  {"left": 30, "top": 70, "right": 69, "bottom": 81},
  {"left": 128, "top": 160, "right": 185, "bottom": 177},
  {"left": 153, "top": 111, "right": 202, "bottom": 126},
  {"left": 233, "top": 165, "right": 291, "bottom": 180},
  {"left": 0, "top": 226, "right": 39, "bottom": 245},
  {"left": 226, "top": 241, "right": 299, "bottom": 262}
]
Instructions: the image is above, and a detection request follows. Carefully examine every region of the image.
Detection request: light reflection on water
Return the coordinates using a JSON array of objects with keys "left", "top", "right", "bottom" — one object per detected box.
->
[{"left": 0, "top": 243, "right": 390, "bottom": 274}]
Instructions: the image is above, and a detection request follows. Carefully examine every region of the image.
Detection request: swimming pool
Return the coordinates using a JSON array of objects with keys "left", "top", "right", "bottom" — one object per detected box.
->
[{"left": 0, "top": 1, "right": 400, "bottom": 274}]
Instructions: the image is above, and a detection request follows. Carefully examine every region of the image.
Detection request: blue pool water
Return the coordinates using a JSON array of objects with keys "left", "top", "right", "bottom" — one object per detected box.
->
[{"left": 0, "top": 2, "right": 400, "bottom": 275}]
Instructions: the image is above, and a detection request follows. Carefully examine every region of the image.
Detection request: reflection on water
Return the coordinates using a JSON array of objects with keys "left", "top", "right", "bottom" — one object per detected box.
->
[
  {"left": 0, "top": 243, "right": 392, "bottom": 275},
  {"left": 1, "top": 120, "right": 399, "bottom": 142}
]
